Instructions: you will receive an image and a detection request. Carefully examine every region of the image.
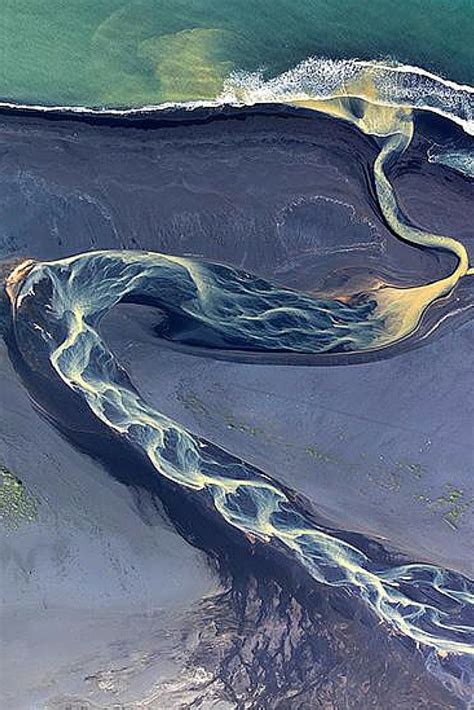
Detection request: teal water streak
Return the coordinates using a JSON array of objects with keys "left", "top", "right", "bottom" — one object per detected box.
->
[
  {"left": 10, "top": 249, "right": 474, "bottom": 662},
  {"left": 0, "top": 0, "right": 473, "bottom": 107}
]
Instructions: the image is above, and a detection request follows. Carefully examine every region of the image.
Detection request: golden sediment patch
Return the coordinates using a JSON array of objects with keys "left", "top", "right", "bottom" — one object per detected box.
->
[
  {"left": 137, "top": 28, "right": 234, "bottom": 102},
  {"left": 5, "top": 259, "right": 36, "bottom": 306}
]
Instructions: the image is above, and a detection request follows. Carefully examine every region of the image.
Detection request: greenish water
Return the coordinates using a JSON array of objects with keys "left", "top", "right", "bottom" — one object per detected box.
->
[{"left": 0, "top": 0, "right": 472, "bottom": 108}]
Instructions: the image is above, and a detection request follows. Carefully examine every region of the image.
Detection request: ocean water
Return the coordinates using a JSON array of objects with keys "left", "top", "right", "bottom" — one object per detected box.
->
[{"left": 0, "top": 0, "right": 473, "bottom": 108}]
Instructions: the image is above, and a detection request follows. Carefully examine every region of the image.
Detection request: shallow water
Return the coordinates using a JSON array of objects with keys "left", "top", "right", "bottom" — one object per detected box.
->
[{"left": 1, "top": 0, "right": 473, "bottom": 107}]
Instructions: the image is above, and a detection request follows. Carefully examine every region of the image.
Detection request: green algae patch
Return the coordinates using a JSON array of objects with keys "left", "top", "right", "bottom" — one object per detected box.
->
[
  {"left": 0, "top": 464, "right": 38, "bottom": 529},
  {"left": 414, "top": 484, "right": 473, "bottom": 531}
]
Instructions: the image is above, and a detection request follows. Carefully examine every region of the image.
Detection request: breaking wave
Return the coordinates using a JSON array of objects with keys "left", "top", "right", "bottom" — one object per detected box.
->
[{"left": 0, "top": 57, "right": 473, "bottom": 135}]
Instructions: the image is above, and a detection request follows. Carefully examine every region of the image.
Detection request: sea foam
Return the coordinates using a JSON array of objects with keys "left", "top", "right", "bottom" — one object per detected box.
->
[
  {"left": 427, "top": 148, "right": 474, "bottom": 178},
  {"left": 0, "top": 58, "right": 473, "bottom": 135},
  {"left": 221, "top": 58, "right": 474, "bottom": 135}
]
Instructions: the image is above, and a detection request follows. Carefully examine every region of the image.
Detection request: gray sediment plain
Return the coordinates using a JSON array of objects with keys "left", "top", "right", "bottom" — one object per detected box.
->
[
  {"left": 0, "top": 335, "right": 221, "bottom": 707},
  {"left": 102, "top": 302, "right": 474, "bottom": 577}
]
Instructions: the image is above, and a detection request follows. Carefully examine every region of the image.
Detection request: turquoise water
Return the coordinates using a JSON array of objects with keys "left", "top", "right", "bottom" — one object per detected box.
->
[
  {"left": 0, "top": 0, "right": 473, "bottom": 107},
  {"left": 12, "top": 250, "right": 474, "bottom": 658}
]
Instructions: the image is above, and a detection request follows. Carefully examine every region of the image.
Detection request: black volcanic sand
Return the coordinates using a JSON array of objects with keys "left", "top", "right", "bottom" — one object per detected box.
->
[
  {"left": 0, "top": 297, "right": 467, "bottom": 710},
  {"left": 0, "top": 105, "right": 472, "bottom": 277},
  {"left": 0, "top": 106, "right": 473, "bottom": 708}
]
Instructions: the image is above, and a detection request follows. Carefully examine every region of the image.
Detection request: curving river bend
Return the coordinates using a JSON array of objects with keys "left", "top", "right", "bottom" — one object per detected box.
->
[{"left": 5, "top": 89, "right": 474, "bottom": 694}]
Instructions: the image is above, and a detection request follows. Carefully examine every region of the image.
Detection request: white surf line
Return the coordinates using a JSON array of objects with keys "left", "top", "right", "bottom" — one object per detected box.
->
[{"left": 0, "top": 59, "right": 472, "bottom": 134}]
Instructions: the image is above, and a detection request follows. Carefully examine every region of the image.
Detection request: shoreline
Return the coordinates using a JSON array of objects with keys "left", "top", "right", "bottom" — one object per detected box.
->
[{"left": 0, "top": 57, "right": 472, "bottom": 135}]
